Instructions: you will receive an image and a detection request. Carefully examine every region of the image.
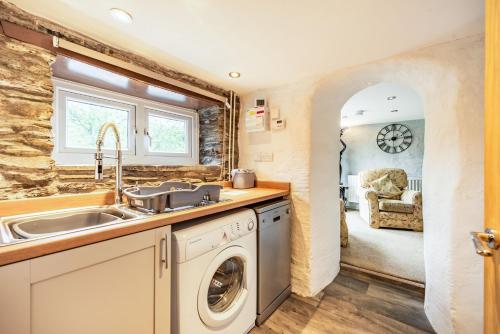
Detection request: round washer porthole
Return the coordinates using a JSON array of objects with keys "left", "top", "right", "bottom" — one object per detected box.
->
[
  {"left": 207, "top": 256, "right": 244, "bottom": 313},
  {"left": 197, "top": 246, "right": 251, "bottom": 329}
]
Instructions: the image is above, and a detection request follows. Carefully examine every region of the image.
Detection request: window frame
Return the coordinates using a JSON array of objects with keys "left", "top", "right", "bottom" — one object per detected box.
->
[
  {"left": 52, "top": 78, "right": 199, "bottom": 166},
  {"left": 56, "top": 89, "right": 137, "bottom": 156},
  {"left": 143, "top": 105, "right": 195, "bottom": 158}
]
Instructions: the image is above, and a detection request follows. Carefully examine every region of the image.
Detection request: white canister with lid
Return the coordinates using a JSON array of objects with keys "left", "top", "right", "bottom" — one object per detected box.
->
[{"left": 231, "top": 169, "right": 256, "bottom": 189}]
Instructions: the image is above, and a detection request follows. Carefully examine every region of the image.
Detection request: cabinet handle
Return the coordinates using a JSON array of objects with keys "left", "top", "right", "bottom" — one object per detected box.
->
[
  {"left": 164, "top": 233, "right": 169, "bottom": 270},
  {"left": 160, "top": 237, "right": 167, "bottom": 269}
]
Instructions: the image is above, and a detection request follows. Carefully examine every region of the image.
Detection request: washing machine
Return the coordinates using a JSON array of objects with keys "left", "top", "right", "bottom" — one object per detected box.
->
[{"left": 172, "top": 208, "right": 257, "bottom": 334}]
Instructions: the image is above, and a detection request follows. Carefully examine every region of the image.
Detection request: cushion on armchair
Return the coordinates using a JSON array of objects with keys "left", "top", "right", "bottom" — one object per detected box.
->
[
  {"left": 360, "top": 168, "right": 408, "bottom": 189},
  {"left": 379, "top": 199, "right": 414, "bottom": 214},
  {"left": 368, "top": 174, "right": 403, "bottom": 199}
]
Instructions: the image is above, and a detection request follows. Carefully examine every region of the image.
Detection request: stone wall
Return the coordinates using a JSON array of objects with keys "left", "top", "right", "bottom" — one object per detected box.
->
[
  {"left": 55, "top": 165, "right": 221, "bottom": 194},
  {"left": 199, "top": 102, "right": 240, "bottom": 178},
  {"left": 199, "top": 106, "right": 224, "bottom": 166},
  {"left": 0, "top": 0, "right": 228, "bottom": 98},
  {"left": 0, "top": 24, "right": 237, "bottom": 200},
  {"left": 0, "top": 33, "right": 57, "bottom": 199}
]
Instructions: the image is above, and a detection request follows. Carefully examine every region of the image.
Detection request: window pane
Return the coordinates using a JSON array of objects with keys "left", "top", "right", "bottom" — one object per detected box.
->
[
  {"left": 148, "top": 114, "right": 188, "bottom": 154},
  {"left": 65, "top": 99, "right": 130, "bottom": 150}
]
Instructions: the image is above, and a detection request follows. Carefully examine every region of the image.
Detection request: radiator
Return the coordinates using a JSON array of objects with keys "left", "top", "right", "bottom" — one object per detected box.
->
[
  {"left": 408, "top": 177, "right": 423, "bottom": 192},
  {"left": 347, "top": 175, "right": 359, "bottom": 203}
]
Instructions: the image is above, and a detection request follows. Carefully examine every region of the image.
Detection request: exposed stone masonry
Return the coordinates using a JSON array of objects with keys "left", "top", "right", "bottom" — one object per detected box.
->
[
  {"left": 199, "top": 105, "right": 224, "bottom": 165},
  {"left": 0, "top": 33, "right": 57, "bottom": 199},
  {"left": 0, "top": 0, "right": 228, "bottom": 98},
  {"left": 199, "top": 102, "right": 240, "bottom": 179},
  {"left": 55, "top": 165, "right": 221, "bottom": 194},
  {"left": 0, "top": 30, "right": 236, "bottom": 200}
]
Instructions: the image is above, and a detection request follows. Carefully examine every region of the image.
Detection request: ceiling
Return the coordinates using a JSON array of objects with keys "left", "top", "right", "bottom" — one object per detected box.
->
[
  {"left": 8, "top": 0, "right": 484, "bottom": 94},
  {"left": 340, "top": 82, "right": 423, "bottom": 127}
]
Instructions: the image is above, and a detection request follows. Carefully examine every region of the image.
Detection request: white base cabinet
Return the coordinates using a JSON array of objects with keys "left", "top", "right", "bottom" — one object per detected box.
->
[{"left": 0, "top": 226, "right": 171, "bottom": 334}]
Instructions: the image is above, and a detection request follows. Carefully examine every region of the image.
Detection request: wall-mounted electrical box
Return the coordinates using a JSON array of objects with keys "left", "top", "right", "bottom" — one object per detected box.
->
[
  {"left": 255, "top": 98, "right": 267, "bottom": 107},
  {"left": 246, "top": 106, "right": 268, "bottom": 132}
]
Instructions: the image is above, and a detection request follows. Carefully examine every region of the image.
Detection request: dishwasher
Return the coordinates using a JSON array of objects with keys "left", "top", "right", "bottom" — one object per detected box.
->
[{"left": 252, "top": 199, "right": 291, "bottom": 326}]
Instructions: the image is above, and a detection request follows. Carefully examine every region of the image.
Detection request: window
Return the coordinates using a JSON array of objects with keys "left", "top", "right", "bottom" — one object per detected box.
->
[
  {"left": 145, "top": 107, "right": 193, "bottom": 156},
  {"left": 53, "top": 79, "right": 199, "bottom": 165},
  {"left": 58, "top": 90, "right": 135, "bottom": 155}
]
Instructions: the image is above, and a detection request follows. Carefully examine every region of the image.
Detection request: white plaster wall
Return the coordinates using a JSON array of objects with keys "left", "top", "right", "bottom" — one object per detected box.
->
[
  {"left": 310, "top": 85, "right": 341, "bottom": 295},
  {"left": 239, "top": 79, "right": 322, "bottom": 296},
  {"left": 311, "top": 35, "right": 484, "bottom": 334},
  {"left": 238, "top": 35, "right": 484, "bottom": 333},
  {"left": 341, "top": 119, "right": 425, "bottom": 184}
]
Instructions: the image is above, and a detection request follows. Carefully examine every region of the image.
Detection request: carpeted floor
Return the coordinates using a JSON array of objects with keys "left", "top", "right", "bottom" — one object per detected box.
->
[{"left": 341, "top": 210, "right": 425, "bottom": 283}]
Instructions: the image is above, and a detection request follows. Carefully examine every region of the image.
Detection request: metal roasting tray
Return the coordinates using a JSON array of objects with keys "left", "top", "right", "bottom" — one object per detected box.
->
[{"left": 123, "top": 182, "right": 222, "bottom": 213}]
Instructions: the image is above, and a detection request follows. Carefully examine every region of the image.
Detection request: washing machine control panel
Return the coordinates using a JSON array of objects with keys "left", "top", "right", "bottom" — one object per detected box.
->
[{"left": 223, "top": 216, "right": 256, "bottom": 240}]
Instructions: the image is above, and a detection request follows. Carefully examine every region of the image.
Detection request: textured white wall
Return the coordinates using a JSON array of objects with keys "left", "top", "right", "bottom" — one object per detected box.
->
[
  {"left": 239, "top": 35, "right": 484, "bottom": 333},
  {"left": 239, "top": 80, "right": 321, "bottom": 296},
  {"left": 341, "top": 119, "right": 425, "bottom": 184},
  {"left": 312, "top": 35, "right": 484, "bottom": 334},
  {"left": 240, "top": 79, "right": 341, "bottom": 297}
]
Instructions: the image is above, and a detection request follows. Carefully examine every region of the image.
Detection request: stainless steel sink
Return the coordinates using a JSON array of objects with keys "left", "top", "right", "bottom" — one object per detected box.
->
[{"left": 0, "top": 206, "right": 145, "bottom": 245}]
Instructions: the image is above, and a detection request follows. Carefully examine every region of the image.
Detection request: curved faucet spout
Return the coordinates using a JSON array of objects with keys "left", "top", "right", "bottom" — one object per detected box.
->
[
  {"left": 96, "top": 122, "right": 122, "bottom": 152},
  {"left": 95, "top": 122, "right": 123, "bottom": 205}
]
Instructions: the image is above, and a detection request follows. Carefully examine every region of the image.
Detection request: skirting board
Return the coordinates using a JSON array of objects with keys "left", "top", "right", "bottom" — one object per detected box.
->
[{"left": 340, "top": 262, "right": 426, "bottom": 290}]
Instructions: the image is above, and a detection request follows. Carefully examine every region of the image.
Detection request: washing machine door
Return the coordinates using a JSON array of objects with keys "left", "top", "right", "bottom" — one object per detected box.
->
[{"left": 197, "top": 245, "right": 252, "bottom": 329}]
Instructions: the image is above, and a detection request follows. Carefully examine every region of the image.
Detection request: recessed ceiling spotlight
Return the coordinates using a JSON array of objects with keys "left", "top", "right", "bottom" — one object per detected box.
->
[
  {"left": 354, "top": 110, "right": 365, "bottom": 116},
  {"left": 387, "top": 96, "right": 397, "bottom": 100},
  {"left": 228, "top": 72, "right": 241, "bottom": 78},
  {"left": 391, "top": 109, "right": 399, "bottom": 113},
  {"left": 110, "top": 8, "right": 133, "bottom": 23}
]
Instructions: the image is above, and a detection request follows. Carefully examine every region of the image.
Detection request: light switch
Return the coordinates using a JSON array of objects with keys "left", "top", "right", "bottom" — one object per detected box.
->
[
  {"left": 261, "top": 152, "right": 274, "bottom": 162},
  {"left": 270, "top": 107, "right": 280, "bottom": 120}
]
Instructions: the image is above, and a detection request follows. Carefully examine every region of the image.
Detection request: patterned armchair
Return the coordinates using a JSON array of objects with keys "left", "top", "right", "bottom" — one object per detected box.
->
[{"left": 358, "top": 168, "right": 423, "bottom": 231}]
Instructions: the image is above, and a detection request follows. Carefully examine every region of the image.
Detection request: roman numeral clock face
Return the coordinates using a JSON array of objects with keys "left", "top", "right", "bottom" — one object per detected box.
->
[{"left": 377, "top": 124, "right": 413, "bottom": 154}]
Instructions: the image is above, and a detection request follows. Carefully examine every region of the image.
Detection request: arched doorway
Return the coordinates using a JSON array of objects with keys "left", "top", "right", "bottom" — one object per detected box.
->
[
  {"left": 338, "top": 82, "right": 426, "bottom": 283},
  {"left": 310, "top": 48, "right": 484, "bottom": 332}
]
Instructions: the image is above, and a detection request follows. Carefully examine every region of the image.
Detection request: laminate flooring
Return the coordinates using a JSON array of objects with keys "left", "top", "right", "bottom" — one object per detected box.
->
[{"left": 250, "top": 269, "right": 435, "bottom": 334}]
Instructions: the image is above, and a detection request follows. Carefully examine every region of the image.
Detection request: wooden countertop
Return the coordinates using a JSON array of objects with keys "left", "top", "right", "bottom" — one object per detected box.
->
[{"left": 0, "top": 182, "right": 289, "bottom": 267}]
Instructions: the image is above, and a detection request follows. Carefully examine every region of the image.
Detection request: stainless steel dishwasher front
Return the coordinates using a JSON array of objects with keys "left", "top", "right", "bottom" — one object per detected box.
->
[{"left": 253, "top": 199, "right": 291, "bottom": 325}]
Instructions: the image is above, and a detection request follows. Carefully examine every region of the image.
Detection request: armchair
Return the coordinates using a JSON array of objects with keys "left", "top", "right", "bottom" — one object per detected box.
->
[{"left": 358, "top": 168, "right": 423, "bottom": 231}]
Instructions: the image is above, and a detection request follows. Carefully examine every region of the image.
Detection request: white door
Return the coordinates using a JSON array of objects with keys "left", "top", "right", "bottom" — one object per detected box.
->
[{"left": 197, "top": 246, "right": 253, "bottom": 329}]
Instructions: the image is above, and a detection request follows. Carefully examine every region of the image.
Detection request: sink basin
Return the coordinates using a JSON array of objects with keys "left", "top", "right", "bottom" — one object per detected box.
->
[{"left": 2, "top": 207, "right": 142, "bottom": 241}]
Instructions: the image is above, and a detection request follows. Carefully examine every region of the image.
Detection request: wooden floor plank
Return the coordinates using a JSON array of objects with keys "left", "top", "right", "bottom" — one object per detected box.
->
[{"left": 250, "top": 269, "right": 435, "bottom": 334}]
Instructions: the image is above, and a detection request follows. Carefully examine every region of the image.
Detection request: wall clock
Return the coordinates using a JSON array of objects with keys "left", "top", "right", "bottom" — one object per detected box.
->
[{"left": 377, "top": 123, "right": 412, "bottom": 154}]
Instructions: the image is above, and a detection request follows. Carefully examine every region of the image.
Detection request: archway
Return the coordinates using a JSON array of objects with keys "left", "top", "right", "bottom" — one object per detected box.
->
[
  {"left": 310, "top": 37, "right": 484, "bottom": 333},
  {"left": 338, "top": 82, "right": 425, "bottom": 283}
]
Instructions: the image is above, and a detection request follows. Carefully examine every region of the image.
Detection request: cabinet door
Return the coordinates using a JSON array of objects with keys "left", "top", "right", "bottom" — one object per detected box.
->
[
  {"left": 154, "top": 225, "right": 171, "bottom": 334},
  {"left": 30, "top": 229, "right": 157, "bottom": 334},
  {"left": 0, "top": 261, "right": 30, "bottom": 334}
]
